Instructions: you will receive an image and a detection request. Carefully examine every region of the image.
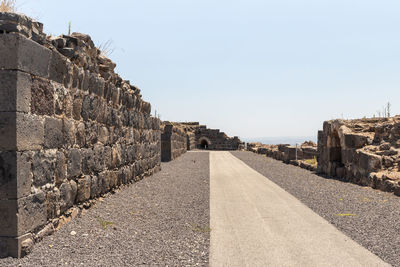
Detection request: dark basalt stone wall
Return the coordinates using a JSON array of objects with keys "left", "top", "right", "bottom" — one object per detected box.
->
[
  {"left": 0, "top": 12, "right": 161, "bottom": 258},
  {"left": 161, "top": 124, "right": 187, "bottom": 162}
]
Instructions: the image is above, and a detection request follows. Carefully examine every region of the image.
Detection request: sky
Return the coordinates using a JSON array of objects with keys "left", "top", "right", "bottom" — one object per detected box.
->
[{"left": 17, "top": 0, "right": 400, "bottom": 140}]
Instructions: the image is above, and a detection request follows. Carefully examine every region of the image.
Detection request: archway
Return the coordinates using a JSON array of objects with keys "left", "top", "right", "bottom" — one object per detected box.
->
[
  {"left": 200, "top": 139, "right": 209, "bottom": 149},
  {"left": 198, "top": 137, "right": 211, "bottom": 150}
]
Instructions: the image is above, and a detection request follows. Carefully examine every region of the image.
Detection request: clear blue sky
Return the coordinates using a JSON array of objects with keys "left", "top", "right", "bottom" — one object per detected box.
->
[{"left": 18, "top": 0, "right": 400, "bottom": 139}]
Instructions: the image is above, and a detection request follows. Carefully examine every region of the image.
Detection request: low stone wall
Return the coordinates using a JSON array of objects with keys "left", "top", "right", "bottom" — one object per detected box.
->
[
  {"left": 318, "top": 117, "right": 400, "bottom": 194},
  {"left": 0, "top": 12, "right": 161, "bottom": 258},
  {"left": 248, "top": 142, "right": 318, "bottom": 171},
  {"left": 161, "top": 123, "right": 187, "bottom": 162}
]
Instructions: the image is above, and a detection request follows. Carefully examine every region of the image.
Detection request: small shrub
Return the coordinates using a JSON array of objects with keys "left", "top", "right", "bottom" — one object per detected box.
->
[
  {"left": 0, "top": 0, "right": 16, "bottom": 12},
  {"left": 304, "top": 156, "right": 317, "bottom": 166}
]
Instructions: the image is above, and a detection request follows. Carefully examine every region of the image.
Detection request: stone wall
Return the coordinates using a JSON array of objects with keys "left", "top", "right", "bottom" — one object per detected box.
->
[
  {"left": 161, "top": 123, "right": 187, "bottom": 162},
  {"left": 0, "top": 12, "right": 161, "bottom": 258},
  {"left": 318, "top": 117, "right": 400, "bottom": 194},
  {"left": 195, "top": 126, "right": 243, "bottom": 150},
  {"left": 186, "top": 132, "right": 196, "bottom": 150},
  {"left": 248, "top": 142, "right": 318, "bottom": 171}
]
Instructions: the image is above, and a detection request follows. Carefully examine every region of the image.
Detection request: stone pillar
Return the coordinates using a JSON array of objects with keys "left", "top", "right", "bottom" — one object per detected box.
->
[
  {"left": 161, "top": 124, "right": 173, "bottom": 162},
  {"left": 0, "top": 32, "right": 50, "bottom": 258}
]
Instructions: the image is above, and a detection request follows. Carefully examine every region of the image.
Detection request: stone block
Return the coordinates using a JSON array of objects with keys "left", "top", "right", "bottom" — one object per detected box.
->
[
  {"left": 32, "top": 150, "right": 56, "bottom": 187},
  {"left": 62, "top": 119, "right": 76, "bottom": 148},
  {"left": 0, "top": 151, "right": 32, "bottom": 200},
  {"left": 55, "top": 151, "right": 66, "bottom": 185},
  {"left": 75, "top": 122, "right": 86, "bottom": 147},
  {"left": 81, "top": 148, "right": 95, "bottom": 174},
  {"left": 72, "top": 97, "right": 82, "bottom": 120},
  {"left": 17, "top": 192, "right": 46, "bottom": 234},
  {"left": 90, "top": 175, "right": 99, "bottom": 198},
  {"left": 76, "top": 176, "right": 91, "bottom": 203},
  {"left": 31, "top": 77, "right": 54, "bottom": 116},
  {"left": 44, "top": 117, "right": 64, "bottom": 149},
  {"left": 59, "top": 182, "right": 73, "bottom": 213},
  {"left": 67, "top": 149, "right": 82, "bottom": 178},
  {"left": 344, "top": 134, "right": 368, "bottom": 149},
  {"left": 359, "top": 151, "right": 382, "bottom": 173},
  {"left": 0, "top": 192, "right": 47, "bottom": 240},
  {"left": 0, "top": 70, "right": 31, "bottom": 113},
  {"left": 45, "top": 189, "right": 60, "bottom": 219},
  {"left": 0, "top": 33, "right": 51, "bottom": 78},
  {"left": 0, "top": 112, "right": 44, "bottom": 151},
  {"left": 0, "top": 199, "right": 18, "bottom": 236},
  {"left": 0, "top": 233, "right": 33, "bottom": 258},
  {"left": 48, "top": 50, "right": 68, "bottom": 84}
]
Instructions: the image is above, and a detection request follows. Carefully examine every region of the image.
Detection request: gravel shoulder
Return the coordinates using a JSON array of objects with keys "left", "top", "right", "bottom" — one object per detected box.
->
[
  {"left": 231, "top": 151, "right": 400, "bottom": 267},
  {"left": 1, "top": 151, "right": 210, "bottom": 267}
]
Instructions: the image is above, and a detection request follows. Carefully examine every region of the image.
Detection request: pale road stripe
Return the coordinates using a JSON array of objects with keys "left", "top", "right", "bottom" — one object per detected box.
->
[{"left": 209, "top": 151, "right": 390, "bottom": 267}]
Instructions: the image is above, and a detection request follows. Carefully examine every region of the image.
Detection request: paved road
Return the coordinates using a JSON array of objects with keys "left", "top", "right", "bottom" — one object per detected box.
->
[{"left": 210, "top": 151, "right": 390, "bottom": 267}]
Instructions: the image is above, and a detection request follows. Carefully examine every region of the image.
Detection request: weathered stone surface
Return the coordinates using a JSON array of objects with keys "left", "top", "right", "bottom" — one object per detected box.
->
[
  {"left": 72, "top": 97, "right": 82, "bottom": 120},
  {"left": 0, "top": 13, "right": 162, "bottom": 259},
  {"left": 0, "top": 233, "right": 33, "bottom": 258},
  {"left": 0, "top": 33, "right": 51, "bottom": 77},
  {"left": 49, "top": 50, "right": 68, "bottom": 84},
  {"left": 0, "top": 70, "right": 31, "bottom": 113},
  {"left": 32, "top": 150, "right": 56, "bottom": 187},
  {"left": 0, "top": 152, "right": 32, "bottom": 199},
  {"left": 67, "top": 149, "right": 82, "bottom": 178},
  {"left": 46, "top": 189, "right": 60, "bottom": 219},
  {"left": 59, "top": 182, "right": 73, "bottom": 213},
  {"left": 0, "top": 199, "right": 18, "bottom": 236},
  {"left": 17, "top": 192, "right": 47, "bottom": 235},
  {"left": 76, "top": 175, "right": 91, "bottom": 203},
  {"left": 62, "top": 119, "right": 76, "bottom": 147},
  {"left": 44, "top": 117, "right": 64, "bottom": 149},
  {"left": 0, "top": 113, "right": 44, "bottom": 151},
  {"left": 31, "top": 77, "right": 54, "bottom": 116}
]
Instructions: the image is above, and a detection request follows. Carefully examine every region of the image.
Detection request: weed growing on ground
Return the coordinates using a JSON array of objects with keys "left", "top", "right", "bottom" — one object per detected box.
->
[
  {"left": 98, "top": 217, "right": 114, "bottom": 229},
  {"left": 0, "top": 0, "right": 16, "bottom": 12},
  {"left": 191, "top": 224, "right": 211, "bottom": 233}
]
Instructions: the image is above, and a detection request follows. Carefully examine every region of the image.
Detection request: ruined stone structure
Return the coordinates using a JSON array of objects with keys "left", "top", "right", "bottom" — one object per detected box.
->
[
  {"left": 194, "top": 125, "right": 243, "bottom": 150},
  {"left": 0, "top": 13, "right": 161, "bottom": 258},
  {"left": 318, "top": 117, "right": 400, "bottom": 194},
  {"left": 161, "top": 123, "right": 187, "bottom": 162},
  {"left": 248, "top": 142, "right": 318, "bottom": 171}
]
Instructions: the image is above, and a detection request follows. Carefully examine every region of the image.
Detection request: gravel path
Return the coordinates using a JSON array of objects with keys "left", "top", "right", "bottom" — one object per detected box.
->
[
  {"left": 1, "top": 151, "right": 210, "bottom": 267},
  {"left": 231, "top": 151, "right": 400, "bottom": 267}
]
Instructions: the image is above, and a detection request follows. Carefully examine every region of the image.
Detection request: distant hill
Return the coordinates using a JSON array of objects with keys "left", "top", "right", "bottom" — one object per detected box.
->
[{"left": 242, "top": 136, "right": 317, "bottom": 146}]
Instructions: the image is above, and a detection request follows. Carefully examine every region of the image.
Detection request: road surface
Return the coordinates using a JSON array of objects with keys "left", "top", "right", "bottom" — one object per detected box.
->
[{"left": 210, "top": 151, "right": 389, "bottom": 267}]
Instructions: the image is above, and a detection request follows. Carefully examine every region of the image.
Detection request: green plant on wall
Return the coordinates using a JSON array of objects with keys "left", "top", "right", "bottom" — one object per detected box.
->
[{"left": 68, "top": 21, "right": 71, "bottom": 35}]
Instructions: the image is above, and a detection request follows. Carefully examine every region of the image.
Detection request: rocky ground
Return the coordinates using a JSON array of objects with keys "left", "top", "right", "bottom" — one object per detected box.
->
[
  {"left": 232, "top": 151, "right": 400, "bottom": 267},
  {"left": 1, "top": 152, "right": 210, "bottom": 267}
]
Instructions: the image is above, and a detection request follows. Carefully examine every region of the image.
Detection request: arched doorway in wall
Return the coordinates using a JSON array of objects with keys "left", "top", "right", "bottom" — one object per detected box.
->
[{"left": 198, "top": 137, "right": 211, "bottom": 149}]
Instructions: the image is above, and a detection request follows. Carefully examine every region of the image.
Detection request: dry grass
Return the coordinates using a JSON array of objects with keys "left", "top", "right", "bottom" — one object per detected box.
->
[
  {"left": 0, "top": 0, "right": 16, "bottom": 12},
  {"left": 304, "top": 156, "right": 317, "bottom": 166}
]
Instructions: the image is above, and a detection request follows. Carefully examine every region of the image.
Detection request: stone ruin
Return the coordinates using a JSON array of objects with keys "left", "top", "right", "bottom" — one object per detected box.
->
[
  {"left": 248, "top": 141, "right": 318, "bottom": 171},
  {"left": 160, "top": 122, "right": 244, "bottom": 162},
  {"left": 318, "top": 117, "right": 400, "bottom": 194},
  {"left": 0, "top": 12, "right": 245, "bottom": 258},
  {"left": 0, "top": 12, "right": 161, "bottom": 258},
  {"left": 193, "top": 124, "right": 244, "bottom": 150},
  {"left": 161, "top": 122, "right": 187, "bottom": 162},
  {"left": 248, "top": 116, "right": 400, "bottom": 195}
]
